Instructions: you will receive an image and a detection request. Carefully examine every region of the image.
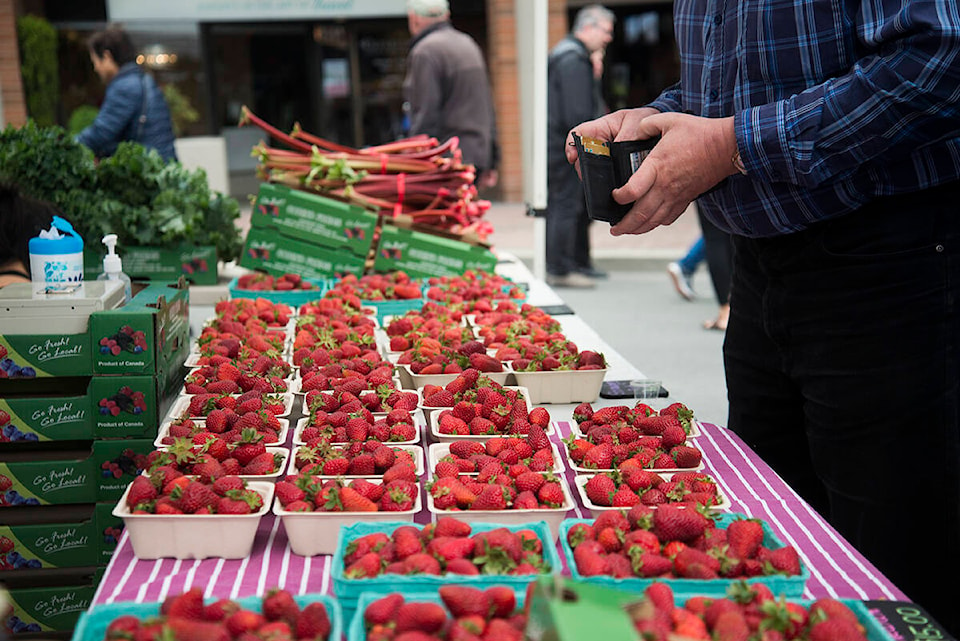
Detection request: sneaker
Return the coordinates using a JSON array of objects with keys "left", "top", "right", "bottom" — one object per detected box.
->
[
  {"left": 546, "top": 272, "right": 596, "bottom": 289},
  {"left": 667, "top": 262, "right": 696, "bottom": 301}
]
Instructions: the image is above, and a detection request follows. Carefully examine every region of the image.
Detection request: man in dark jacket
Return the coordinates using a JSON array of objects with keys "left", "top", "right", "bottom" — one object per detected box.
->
[
  {"left": 404, "top": 0, "right": 498, "bottom": 187},
  {"left": 546, "top": 5, "right": 614, "bottom": 288},
  {"left": 78, "top": 27, "right": 177, "bottom": 162}
]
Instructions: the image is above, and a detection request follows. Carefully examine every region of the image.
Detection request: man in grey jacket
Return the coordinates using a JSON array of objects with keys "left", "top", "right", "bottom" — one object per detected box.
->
[
  {"left": 404, "top": 0, "right": 498, "bottom": 187},
  {"left": 546, "top": 5, "right": 614, "bottom": 288}
]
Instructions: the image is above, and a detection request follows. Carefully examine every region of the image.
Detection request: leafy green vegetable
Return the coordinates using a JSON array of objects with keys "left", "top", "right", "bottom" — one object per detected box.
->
[{"left": 0, "top": 121, "right": 242, "bottom": 262}]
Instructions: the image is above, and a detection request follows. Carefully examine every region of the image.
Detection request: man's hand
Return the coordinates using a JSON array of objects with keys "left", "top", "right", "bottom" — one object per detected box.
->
[
  {"left": 565, "top": 107, "right": 661, "bottom": 177},
  {"left": 477, "top": 169, "right": 499, "bottom": 189},
  {"left": 609, "top": 113, "right": 738, "bottom": 236}
]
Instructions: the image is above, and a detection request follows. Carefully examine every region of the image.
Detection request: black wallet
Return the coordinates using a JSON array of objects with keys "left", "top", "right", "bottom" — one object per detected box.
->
[{"left": 572, "top": 133, "right": 660, "bottom": 224}]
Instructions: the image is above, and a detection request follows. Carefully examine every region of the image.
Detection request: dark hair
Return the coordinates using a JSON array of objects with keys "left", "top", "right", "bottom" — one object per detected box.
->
[
  {"left": 0, "top": 182, "right": 60, "bottom": 277},
  {"left": 88, "top": 27, "right": 137, "bottom": 66}
]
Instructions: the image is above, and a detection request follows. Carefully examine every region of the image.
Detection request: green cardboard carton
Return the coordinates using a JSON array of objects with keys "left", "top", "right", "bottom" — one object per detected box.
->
[
  {"left": 85, "top": 245, "right": 218, "bottom": 285},
  {"left": 5, "top": 583, "right": 96, "bottom": 633},
  {"left": 240, "top": 227, "right": 366, "bottom": 280},
  {"left": 252, "top": 182, "right": 377, "bottom": 257},
  {"left": 373, "top": 224, "right": 497, "bottom": 277}
]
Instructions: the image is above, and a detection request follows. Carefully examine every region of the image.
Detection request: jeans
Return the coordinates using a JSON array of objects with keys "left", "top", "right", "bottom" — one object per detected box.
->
[
  {"left": 677, "top": 237, "right": 705, "bottom": 274},
  {"left": 724, "top": 181, "right": 960, "bottom": 634}
]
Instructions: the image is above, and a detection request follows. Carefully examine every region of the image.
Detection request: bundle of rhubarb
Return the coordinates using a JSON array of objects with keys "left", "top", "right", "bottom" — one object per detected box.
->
[{"left": 240, "top": 106, "right": 493, "bottom": 239}]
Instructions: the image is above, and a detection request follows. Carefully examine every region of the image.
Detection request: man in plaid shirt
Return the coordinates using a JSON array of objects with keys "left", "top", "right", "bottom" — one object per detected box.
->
[{"left": 568, "top": 0, "right": 960, "bottom": 632}]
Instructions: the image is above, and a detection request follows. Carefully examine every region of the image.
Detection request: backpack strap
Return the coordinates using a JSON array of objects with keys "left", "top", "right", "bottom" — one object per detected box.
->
[{"left": 134, "top": 73, "right": 149, "bottom": 142}]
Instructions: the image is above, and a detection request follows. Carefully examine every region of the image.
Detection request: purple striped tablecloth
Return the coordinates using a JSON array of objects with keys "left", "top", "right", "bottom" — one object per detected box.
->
[{"left": 92, "top": 420, "right": 905, "bottom": 606}]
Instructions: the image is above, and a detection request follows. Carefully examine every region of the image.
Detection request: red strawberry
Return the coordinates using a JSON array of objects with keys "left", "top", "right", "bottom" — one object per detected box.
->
[
  {"left": 126, "top": 475, "right": 158, "bottom": 509},
  {"left": 262, "top": 588, "right": 300, "bottom": 625},
  {"left": 365, "top": 594, "right": 404, "bottom": 626},
  {"left": 583, "top": 474, "right": 616, "bottom": 506},
  {"left": 470, "top": 484, "right": 507, "bottom": 510},
  {"left": 345, "top": 552, "right": 382, "bottom": 578},
  {"left": 434, "top": 516, "right": 472, "bottom": 538},
  {"left": 439, "top": 585, "right": 490, "bottom": 619},
  {"left": 761, "top": 545, "right": 802, "bottom": 575},
  {"left": 295, "top": 602, "right": 331, "bottom": 640},
  {"left": 537, "top": 481, "right": 565, "bottom": 508},
  {"left": 485, "top": 586, "right": 516, "bottom": 618},
  {"left": 726, "top": 518, "right": 764, "bottom": 559},
  {"left": 396, "top": 602, "right": 447, "bottom": 633},
  {"left": 652, "top": 504, "right": 709, "bottom": 543}
]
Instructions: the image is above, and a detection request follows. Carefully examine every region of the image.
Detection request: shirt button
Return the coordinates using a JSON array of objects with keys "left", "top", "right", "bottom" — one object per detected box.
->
[
  {"left": 714, "top": 13, "right": 723, "bottom": 25},
  {"left": 709, "top": 89, "right": 719, "bottom": 99}
]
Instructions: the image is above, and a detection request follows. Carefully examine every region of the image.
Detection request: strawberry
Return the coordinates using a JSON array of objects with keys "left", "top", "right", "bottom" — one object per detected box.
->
[
  {"left": 439, "top": 585, "right": 490, "bottom": 619},
  {"left": 243, "top": 451, "right": 278, "bottom": 476},
  {"left": 396, "top": 602, "right": 447, "bottom": 634},
  {"left": 126, "top": 475, "right": 158, "bottom": 509},
  {"left": 726, "top": 518, "right": 764, "bottom": 559},
  {"left": 652, "top": 504, "right": 709, "bottom": 542},
  {"left": 537, "top": 481, "right": 565, "bottom": 508},
  {"left": 403, "top": 552, "right": 443, "bottom": 574},
  {"left": 345, "top": 552, "right": 383, "bottom": 578},
  {"left": 340, "top": 486, "right": 378, "bottom": 512},
  {"left": 295, "top": 602, "right": 331, "bottom": 640},
  {"left": 486, "top": 586, "right": 517, "bottom": 618},
  {"left": 471, "top": 484, "right": 507, "bottom": 510},
  {"left": 446, "top": 558, "right": 481, "bottom": 575},
  {"left": 165, "top": 587, "right": 205, "bottom": 619},
  {"left": 583, "top": 474, "right": 616, "bottom": 506},
  {"left": 434, "top": 516, "right": 472, "bottom": 538},
  {"left": 428, "top": 536, "right": 476, "bottom": 563},
  {"left": 365, "top": 594, "right": 404, "bottom": 626},
  {"left": 262, "top": 588, "right": 300, "bottom": 625},
  {"left": 105, "top": 615, "right": 141, "bottom": 640},
  {"left": 573, "top": 545, "right": 609, "bottom": 576},
  {"left": 808, "top": 618, "right": 869, "bottom": 641},
  {"left": 164, "top": 617, "right": 230, "bottom": 641},
  {"left": 761, "top": 545, "right": 802, "bottom": 575}
]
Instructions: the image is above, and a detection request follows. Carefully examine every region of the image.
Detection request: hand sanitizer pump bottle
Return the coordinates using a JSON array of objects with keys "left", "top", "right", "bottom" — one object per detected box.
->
[{"left": 97, "top": 234, "right": 132, "bottom": 303}]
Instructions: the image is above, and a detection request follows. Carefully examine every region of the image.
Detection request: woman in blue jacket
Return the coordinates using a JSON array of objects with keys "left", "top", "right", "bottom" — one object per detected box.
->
[{"left": 77, "top": 27, "right": 177, "bottom": 162}]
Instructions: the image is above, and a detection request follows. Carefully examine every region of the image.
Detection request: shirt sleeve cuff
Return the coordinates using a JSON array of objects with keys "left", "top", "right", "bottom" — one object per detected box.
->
[
  {"left": 734, "top": 104, "right": 794, "bottom": 183},
  {"left": 646, "top": 90, "right": 683, "bottom": 114}
]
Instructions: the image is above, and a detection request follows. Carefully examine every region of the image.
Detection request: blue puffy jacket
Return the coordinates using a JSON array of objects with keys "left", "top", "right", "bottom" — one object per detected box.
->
[{"left": 77, "top": 62, "right": 178, "bottom": 162}]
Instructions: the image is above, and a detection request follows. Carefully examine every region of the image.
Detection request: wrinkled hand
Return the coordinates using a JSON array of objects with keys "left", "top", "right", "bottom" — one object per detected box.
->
[
  {"left": 565, "top": 107, "right": 661, "bottom": 176},
  {"left": 609, "top": 113, "right": 738, "bottom": 235}
]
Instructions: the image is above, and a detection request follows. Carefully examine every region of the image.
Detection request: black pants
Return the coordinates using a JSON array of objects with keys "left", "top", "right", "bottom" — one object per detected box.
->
[
  {"left": 699, "top": 208, "right": 734, "bottom": 305},
  {"left": 724, "top": 181, "right": 960, "bottom": 635},
  {"left": 546, "top": 164, "right": 592, "bottom": 276}
]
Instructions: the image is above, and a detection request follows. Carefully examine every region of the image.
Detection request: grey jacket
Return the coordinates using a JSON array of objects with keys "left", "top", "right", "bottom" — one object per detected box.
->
[
  {"left": 547, "top": 35, "right": 598, "bottom": 176},
  {"left": 404, "top": 22, "right": 498, "bottom": 172}
]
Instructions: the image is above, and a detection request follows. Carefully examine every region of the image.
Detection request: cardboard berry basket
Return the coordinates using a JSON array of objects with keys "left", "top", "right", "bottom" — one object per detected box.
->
[
  {"left": 425, "top": 478, "right": 574, "bottom": 539},
  {"left": 558, "top": 512, "right": 811, "bottom": 599},
  {"left": 287, "top": 444, "right": 425, "bottom": 478},
  {"left": 562, "top": 440, "right": 705, "bottom": 475},
  {"left": 292, "top": 416, "right": 423, "bottom": 447},
  {"left": 275, "top": 480, "right": 423, "bottom": 556},
  {"left": 508, "top": 367, "right": 608, "bottom": 404},
  {"left": 228, "top": 276, "right": 328, "bottom": 306},
  {"left": 112, "top": 481, "right": 275, "bottom": 560},
  {"left": 572, "top": 472, "right": 731, "bottom": 517},
  {"left": 72, "top": 593, "right": 342, "bottom": 641},
  {"left": 420, "top": 384, "right": 533, "bottom": 432},
  {"left": 427, "top": 414, "right": 553, "bottom": 446},
  {"left": 167, "top": 393, "right": 296, "bottom": 420},
  {"left": 571, "top": 418, "right": 703, "bottom": 440},
  {"left": 154, "top": 417, "right": 290, "bottom": 448},
  {"left": 331, "top": 520, "right": 557, "bottom": 616},
  {"left": 178, "top": 370, "right": 298, "bottom": 397},
  {"left": 428, "top": 441, "right": 565, "bottom": 475},
  {"left": 152, "top": 446, "right": 290, "bottom": 483},
  {"left": 346, "top": 588, "right": 527, "bottom": 641},
  {"left": 342, "top": 571, "right": 530, "bottom": 641},
  {"left": 398, "top": 363, "right": 512, "bottom": 389}
]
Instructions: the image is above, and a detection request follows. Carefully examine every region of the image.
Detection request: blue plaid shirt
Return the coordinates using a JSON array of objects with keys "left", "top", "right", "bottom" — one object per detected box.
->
[{"left": 648, "top": 0, "right": 960, "bottom": 237}]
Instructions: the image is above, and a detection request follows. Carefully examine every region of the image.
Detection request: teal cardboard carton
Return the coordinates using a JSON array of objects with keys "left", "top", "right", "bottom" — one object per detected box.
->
[
  {"left": 240, "top": 227, "right": 366, "bottom": 280},
  {"left": 373, "top": 224, "right": 497, "bottom": 277},
  {"left": 252, "top": 182, "right": 377, "bottom": 257}
]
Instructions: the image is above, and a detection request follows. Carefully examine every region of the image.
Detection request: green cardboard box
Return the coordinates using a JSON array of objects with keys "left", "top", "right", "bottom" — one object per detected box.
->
[
  {"left": 0, "top": 439, "right": 153, "bottom": 507},
  {"left": 525, "top": 577, "right": 640, "bottom": 641},
  {"left": 0, "top": 375, "right": 178, "bottom": 442},
  {"left": 85, "top": 245, "right": 218, "bottom": 285},
  {"left": 0, "top": 504, "right": 120, "bottom": 570},
  {"left": 89, "top": 279, "right": 190, "bottom": 377},
  {"left": 373, "top": 224, "right": 498, "bottom": 277},
  {"left": 0, "top": 280, "right": 188, "bottom": 379},
  {"left": 252, "top": 182, "right": 377, "bottom": 257},
  {"left": 5, "top": 583, "right": 96, "bottom": 633},
  {"left": 240, "top": 227, "right": 366, "bottom": 280}
]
